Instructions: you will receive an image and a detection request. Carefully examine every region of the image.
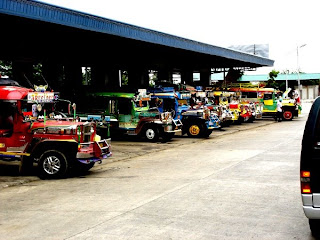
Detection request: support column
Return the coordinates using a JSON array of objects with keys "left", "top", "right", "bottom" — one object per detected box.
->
[
  {"left": 128, "top": 66, "right": 149, "bottom": 89},
  {"left": 199, "top": 68, "right": 211, "bottom": 86},
  {"left": 63, "top": 64, "right": 82, "bottom": 102},
  {"left": 91, "top": 65, "right": 120, "bottom": 91},
  {"left": 42, "top": 60, "right": 64, "bottom": 92},
  {"left": 181, "top": 69, "right": 194, "bottom": 85},
  {"left": 157, "top": 68, "right": 172, "bottom": 83}
]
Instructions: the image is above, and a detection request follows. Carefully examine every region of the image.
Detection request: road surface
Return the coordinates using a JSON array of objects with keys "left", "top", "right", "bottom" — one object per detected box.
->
[{"left": 0, "top": 102, "right": 314, "bottom": 239}]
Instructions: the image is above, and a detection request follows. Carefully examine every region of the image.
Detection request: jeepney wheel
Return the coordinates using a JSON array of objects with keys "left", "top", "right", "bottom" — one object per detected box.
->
[
  {"left": 283, "top": 110, "right": 293, "bottom": 121},
  {"left": 247, "top": 116, "right": 255, "bottom": 123},
  {"left": 38, "top": 150, "right": 68, "bottom": 179},
  {"left": 187, "top": 123, "right": 203, "bottom": 138},
  {"left": 144, "top": 126, "right": 159, "bottom": 142},
  {"left": 77, "top": 162, "right": 95, "bottom": 173},
  {"left": 203, "top": 129, "right": 213, "bottom": 138},
  {"left": 162, "top": 132, "right": 175, "bottom": 142}
]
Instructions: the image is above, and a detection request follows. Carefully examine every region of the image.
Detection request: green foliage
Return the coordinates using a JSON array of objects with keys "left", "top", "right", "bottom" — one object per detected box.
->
[
  {"left": 149, "top": 70, "right": 157, "bottom": 87},
  {"left": 82, "top": 67, "right": 91, "bottom": 85},
  {"left": 121, "top": 70, "right": 129, "bottom": 86},
  {"left": 266, "top": 70, "right": 280, "bottom": 88},
  {"left": 0, "top": 60, "right": 13, "bottom": 78}
]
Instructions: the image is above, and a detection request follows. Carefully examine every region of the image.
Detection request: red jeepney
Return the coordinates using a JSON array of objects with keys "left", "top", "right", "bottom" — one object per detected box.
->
[{"left": 0, "top": 79, "right": 111, "bottom": 179}]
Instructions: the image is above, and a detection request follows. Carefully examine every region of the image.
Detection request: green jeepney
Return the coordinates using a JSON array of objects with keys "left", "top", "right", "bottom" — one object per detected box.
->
[
  {"left": 259, "top": 88, "right": 300, "bottom": 120},
  {"left": 80, "top": 91, "right": 182, "bottom": 141}
]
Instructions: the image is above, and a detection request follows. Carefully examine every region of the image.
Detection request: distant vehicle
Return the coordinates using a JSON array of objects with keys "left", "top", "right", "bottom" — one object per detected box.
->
[
  {"left": 300, "top": 96, "right": 320, "bottom": 238},
  {"left": 259, "top": 88, "right": 300, "bottom": 121}
]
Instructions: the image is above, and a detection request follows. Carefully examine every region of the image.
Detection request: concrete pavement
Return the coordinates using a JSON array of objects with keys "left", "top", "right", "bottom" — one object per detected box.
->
[{"left": 0, "top": 102, "right": 314, "bottom": 239}]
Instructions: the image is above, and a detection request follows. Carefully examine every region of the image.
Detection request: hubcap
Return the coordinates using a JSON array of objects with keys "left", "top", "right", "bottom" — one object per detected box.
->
[
  {"left": 283, "top": 111, "right": 292, "bottom": 120},
  {"left": 43, "top": 156, "right": 61, "bottom": 175},
  {"left": 146, "top": 129, "right": 155, "bottom": 139},
  {"left": 189, "top": 125, "right": 200, "bottom": 136}
]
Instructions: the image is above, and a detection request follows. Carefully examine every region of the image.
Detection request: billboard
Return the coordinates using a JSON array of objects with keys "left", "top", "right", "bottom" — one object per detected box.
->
[{"left": 228, "top": 44, "right": 269, "bottom": 58}]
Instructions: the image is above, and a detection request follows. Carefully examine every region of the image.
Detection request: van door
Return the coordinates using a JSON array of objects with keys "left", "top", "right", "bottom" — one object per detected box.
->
[{"left": 301, "top": 97, "right": 320, "bottom": 205}]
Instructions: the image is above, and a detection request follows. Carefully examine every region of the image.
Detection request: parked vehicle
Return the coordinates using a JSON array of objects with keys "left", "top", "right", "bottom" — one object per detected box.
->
[
  {"left": 259, "top": 88, "right": 299, "bottom": 120},
  {"left": 300, "top": 96, "right": 320, "bottom": 238},
  {"left": 148, "top": 87, "right": 220, "bottom": 138},
  {"left": 79, "top": 91, "right": 182, "bottom": 141},
  {"left": 206, "top": 91, "right": 234, "bottom": 126},
  {"left": 0, "top": 79, "right": 111, "bottom": 179}
]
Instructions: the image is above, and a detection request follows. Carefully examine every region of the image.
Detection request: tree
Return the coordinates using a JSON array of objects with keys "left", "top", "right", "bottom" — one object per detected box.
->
[
  {"left": 266, "top": 70, "right": 279, "bottom": 88},
  {"left": 0, "top": 60, "right": 13, "bottom": 78}
]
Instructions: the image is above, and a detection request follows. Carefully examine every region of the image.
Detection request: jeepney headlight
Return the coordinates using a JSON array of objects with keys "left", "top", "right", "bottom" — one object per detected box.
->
[{"left": 94, "top": 134, "right": 101, "bottom": 142}]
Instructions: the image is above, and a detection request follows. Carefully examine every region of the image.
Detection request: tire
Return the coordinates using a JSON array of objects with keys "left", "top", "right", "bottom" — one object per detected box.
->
[
  {"left": 162, "top": 132, "right": 174, "bottom": 142},
  {"left": 76, "top": 162, "right": 95, "bottom": 173},
  {"left": 19, "top": 157, "right": 34, "bottom": 175},
  {"left": 144, "top": 126, "right": 159, "bottom": 142},
  {"left": 236, "top": 116, "right": 244, "bottom": 125},
  {"left": 309, "top": 219, "right": 320, "bottom": 238},
  {"left": 283, "top": 110, "right": 293, "bottom": 121},
  {"left": 247, "top": 116, "right": 255, "bottom": 123},
  {"left": 203, "top": 129, "right": 213, "bottom": 138},
  {"left": 186, "top": 122, "right": 204, "bottom": 138},
  {"left": 38, "top": 150, "right": 68, "bottom": 179}
]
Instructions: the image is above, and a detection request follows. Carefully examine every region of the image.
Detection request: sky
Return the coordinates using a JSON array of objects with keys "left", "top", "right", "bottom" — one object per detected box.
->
[{"left": 38, "top": 0, "right": 320, "bottom": 75}]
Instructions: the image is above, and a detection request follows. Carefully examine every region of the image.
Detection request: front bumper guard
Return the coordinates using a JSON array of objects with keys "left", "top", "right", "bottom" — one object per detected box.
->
[
  {"left": 163, "top": 119, "right": 183, "bottom": 133},
  {"left": 77, "top": 139, "right": 112, "bottom": 164}
]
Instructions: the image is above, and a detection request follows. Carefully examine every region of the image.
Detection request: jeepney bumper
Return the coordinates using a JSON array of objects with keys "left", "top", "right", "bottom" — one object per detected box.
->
[
  {"left": 163, "top": 119, "right": 183, "bottom": 133},
  {"left": 76, "top": 139, "right": 112, "bottom": 164},
  {"left": 255, "top": 112, "right": 263, "bottom": 119},
  {"left": 207, "top": 118, "right": 221, "bottom": 129}
]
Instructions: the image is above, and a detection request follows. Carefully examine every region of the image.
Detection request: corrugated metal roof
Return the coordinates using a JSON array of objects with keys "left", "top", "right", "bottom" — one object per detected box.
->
[{"left": 0, "top": 0, "right": 274, "bottom": 67}]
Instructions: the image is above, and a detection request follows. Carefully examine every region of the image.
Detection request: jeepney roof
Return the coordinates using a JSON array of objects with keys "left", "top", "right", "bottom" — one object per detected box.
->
[
  {"left": 0, "top": 86, "right": 33, "bottom": 100},
  {"left": 149, "top": 92, "right": 176, "bottom": 99},
  {"left": 90, "top": 92, "right": 136, "bottom": 99},
  {"left": 228, "top": 87, "right": 278, "bottom": 93}
]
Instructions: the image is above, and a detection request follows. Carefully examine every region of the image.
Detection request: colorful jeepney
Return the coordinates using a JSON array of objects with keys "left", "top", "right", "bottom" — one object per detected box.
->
[
  {"left": 148, "top": 87, "right": 220, "bottom": 138},
  {"left": 0, "top": 79, "right": 111, "bottom": 179},
  {"left": 79, "top": 91, "right": 182, "bottom": 141},
  {"left": 258, "top": 88, "right": 300, "bottom": 120},
  {"left": 206, "top": 90, "right": 235, "bottom": 126},
  {"left": 228, "top": 87, "right": 263, "bottom": 121}
]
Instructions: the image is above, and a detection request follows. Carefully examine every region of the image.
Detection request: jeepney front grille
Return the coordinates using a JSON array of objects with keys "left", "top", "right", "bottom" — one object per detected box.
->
[{"left": 83, "top": 125, "right": 93, "bottom": 143}]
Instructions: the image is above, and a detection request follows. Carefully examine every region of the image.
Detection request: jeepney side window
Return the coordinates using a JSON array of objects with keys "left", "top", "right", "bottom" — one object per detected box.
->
[
  {"left": 0, "top": 101, "right": 15, "bottom": 130},
  {"left": 263, "top": 93, "right": 273, "bottom": 100},
  {"left": 178, "top": 99, "right": 188, "bottom": 106},
  {"left": 134, "top": 100, "right": 148, "bottom": 108},
  {"left": 106, "top": 99, "right": 116, "bottom": 115},
  {"left": 163, "top": 99, "right": 175, "bottom": 111},
  {"left": 150, "top": 98, "right": 157, "bottom": 108},
  {"left": 118, "top": 98, "right": 131, "bottom": 114},
  {"left": 21, "top": 100, "right": 32, "bottom": 116}
]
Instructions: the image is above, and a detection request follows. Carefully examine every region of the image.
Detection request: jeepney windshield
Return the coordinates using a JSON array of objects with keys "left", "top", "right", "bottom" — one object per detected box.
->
[
  {"left": 263, "top": 93, "right": 273, "bottom": 100},
  {"left": 134, "top": 100, "right": 148, "bottom": 108},
  {"left": 178, "top": 99, "right": 188, "bottom": 106}
]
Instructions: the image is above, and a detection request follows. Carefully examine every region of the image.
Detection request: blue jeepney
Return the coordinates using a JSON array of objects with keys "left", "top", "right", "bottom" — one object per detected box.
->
[{"left": 148, "top": 86, "right": 220, "bottom": 138}]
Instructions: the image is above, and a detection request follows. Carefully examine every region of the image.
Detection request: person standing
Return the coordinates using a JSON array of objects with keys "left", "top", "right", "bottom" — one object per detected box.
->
[{"left": 276, "top": 99, "right": 283, "bottom": 122}]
